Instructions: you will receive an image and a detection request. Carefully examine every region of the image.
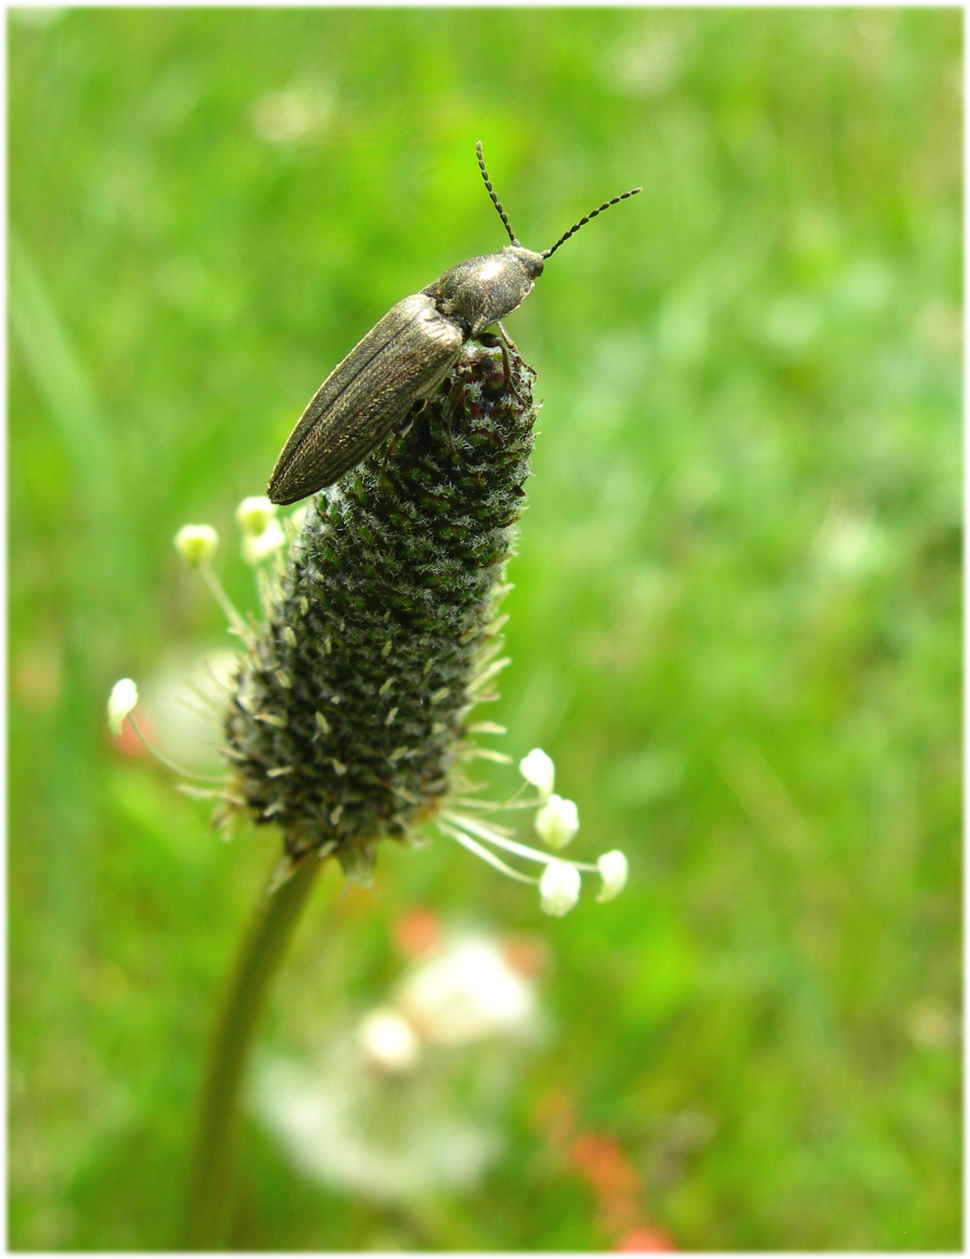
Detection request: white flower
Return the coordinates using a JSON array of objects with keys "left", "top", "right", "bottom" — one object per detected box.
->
[
  {"left": 596, "top": 850, "right": 629, "bottom": 902},
  {"left": 357, "top": 1008, "right": 421, "bottom": 1075},
  {"left": 250, "top": 1052, "right": 498, "bottom": 1203},
  {"left": 519, "top": 747, "right": 555, "bottom": 801},
  {"left": 138, "top": 648, "right": 239, "bottom": 774},
  {"left": 539, "top": 860, "right": 581, "bottom": 917},
  {"left": 235, "top": 495, "right": 277, "bottom": 537},
  {"left": 107, "top": 677, "right": 138, "bottom": 736},
  {"left": 242, "top": 519, "right": 286, "bottom": 566},
  {"left": 173, "top": 523, "right": 219, "bottom": 566},
  {"left": 395, "top": 937, "right": 536, "bottom": 1046},
  {"left": 534, "top": 794, "right": 580, "bottom": 849}
]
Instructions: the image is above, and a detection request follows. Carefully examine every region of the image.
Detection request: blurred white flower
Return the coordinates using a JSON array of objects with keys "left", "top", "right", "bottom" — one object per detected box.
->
[
  {"left": 139, "top": 646, "right": 239, "bottom": 773},
  {"left": 395, "top": 936, "right": 537, "bottom": 1046},
  {"left": 596, "top": 850, "right": 629, "bottom": 902},
  {"left": 107, "top": 677, "right": 138, "bottom": 736},
  {"left": 173, "top": 523, "right": 218, "bottom": 566},
  {"left": 519, "top": 747, "right": 555, "bottom": 801},
  {"left": 539, "top": 860, "right": 581, "bottom": 917},
  {"left": 534, "top": 793, "right": 579, "bottom": 849},
  {"left": 242, "top": 518, "right": 286, "bottom": 566},
  {"left": 250, "top": 923, "right": 543, "bottom": 1205},
  {"left": 357, "top": 1008, "right": 421, "bottom": 1075},
  {"left": 250, "top": 1051, "right": 498, "bottom": 1204},
  {"left": 235, "top": 494, "right": 277, "bottom": 537}
]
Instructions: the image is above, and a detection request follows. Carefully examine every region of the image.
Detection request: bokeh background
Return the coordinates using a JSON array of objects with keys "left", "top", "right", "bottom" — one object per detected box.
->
[{"left": 9, "top": 7, "right": 961, "bottom": 1250}]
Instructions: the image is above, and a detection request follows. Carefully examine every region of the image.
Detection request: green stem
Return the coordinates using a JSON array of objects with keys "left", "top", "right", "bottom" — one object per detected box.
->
[{"left": 182, "top": 854, "right": 321, "bottom": 1249}]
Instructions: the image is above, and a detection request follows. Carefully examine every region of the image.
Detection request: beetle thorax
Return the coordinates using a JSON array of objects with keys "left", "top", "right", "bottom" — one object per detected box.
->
[{"left": 423, "top": 245, "right": 545, "bottom": 338}]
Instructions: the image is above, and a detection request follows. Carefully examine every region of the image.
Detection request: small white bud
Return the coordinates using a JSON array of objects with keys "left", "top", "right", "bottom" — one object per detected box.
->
[
  {"left": 534, "top": 794, "right": 580, "bottom": 849},
  {"left": 519, "top": 747, "right": 555, "bottom": 802},
  {"left": 357, "top": 1007, "right": 421, "bottom": 1075},
  {"left": 107, "top": 677, "right": 138, "bottom": 736},
  {"left": 539, "top": 859, "right": 581, "bottom": 917},
  {"left": 235, "top": 495, "right": 277, "bottom": 537},
  {"left": 242, "top": 519, "right": 286, "bottom": 566},
  {"left": 596, "top": 850, "right": 629, "bottom": 902},
  {"left": 173, "top": 523, "right": 219, "bottom": 566}
]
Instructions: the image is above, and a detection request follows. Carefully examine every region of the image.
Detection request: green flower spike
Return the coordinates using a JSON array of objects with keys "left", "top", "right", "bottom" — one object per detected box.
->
[
  {"left": 223, "top": 340, "right": 539, "bottom": 884},
  {"left": 176, "top": 340, "right": 630, "bottom": 1248}
]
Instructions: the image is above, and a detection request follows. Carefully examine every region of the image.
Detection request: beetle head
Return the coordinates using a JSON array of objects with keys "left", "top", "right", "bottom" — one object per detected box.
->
[{"left": 424, "top": 146, "right": 641, "bottom": 339}]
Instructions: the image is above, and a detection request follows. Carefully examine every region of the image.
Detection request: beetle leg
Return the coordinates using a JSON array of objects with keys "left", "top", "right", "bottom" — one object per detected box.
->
[
  {"left": 380, "top": 404, "right": 423, "bottom": 492},
  {"left": 476, "top": 328, "right": 521, "bottom": 400},
  {"left": 441, "top": 377, "right": 463, "bottom": 462},
  {"left": 379, "top": 431, "right": 399, "bottom": 493},
  {"left": 495, "top": 323, "right": 523, "bottom": 402}
]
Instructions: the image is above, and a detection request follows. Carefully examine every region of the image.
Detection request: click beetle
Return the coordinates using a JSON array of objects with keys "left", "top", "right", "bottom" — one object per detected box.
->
[{"left": 267, "top": 142, "right": 640, "bottom": 505}]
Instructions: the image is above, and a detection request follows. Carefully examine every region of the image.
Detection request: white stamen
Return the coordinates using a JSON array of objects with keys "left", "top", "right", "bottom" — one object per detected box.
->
[
  {"left": 107, "top": 678, "right": 138, "bottom": 736},
  {"left": 519, "top": 748, "right": 555, "bottom": 801},
  {"left": 173, "top": 524, "right": 219, "bottom": 566},
  {"left": 539, "top": 860, "right": 581, "bottom": 917},
  {"left": 534, "top": 793, "right": 579, "bottom": 849},
  {"left": 438, "top": 821, "right": 536, "bottom": 884},
  {"left": 235, "top": 495, "right": 277, "bottom": 538},
  {"left": 596, "top": 850, "right": 629, "bottom": 902},
  {"left": 243, "top": 519, "right": 286, "bottom": 566},
  {"left": 441, "top": 810, "right": 555, "bottom": 865}
]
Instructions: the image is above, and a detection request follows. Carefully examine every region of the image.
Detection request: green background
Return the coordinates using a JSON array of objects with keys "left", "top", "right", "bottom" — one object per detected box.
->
[{"left": 9, "top": 7, "right": 961, "bottom": 1250}]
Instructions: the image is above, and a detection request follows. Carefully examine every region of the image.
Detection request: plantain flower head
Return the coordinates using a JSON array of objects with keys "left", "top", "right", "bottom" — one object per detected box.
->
[{"left": 120, "top": 340, "right": 630, "bottom": 917}]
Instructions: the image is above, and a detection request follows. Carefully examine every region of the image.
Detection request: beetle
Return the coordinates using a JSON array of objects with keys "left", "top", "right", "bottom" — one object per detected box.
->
[{"left": 266, "top": 142, "right": 641, "bottom": 505}]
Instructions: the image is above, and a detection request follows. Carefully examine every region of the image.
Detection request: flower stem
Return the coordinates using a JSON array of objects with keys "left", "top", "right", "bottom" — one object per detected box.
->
[
  {"left": 199, "top": 559, "right": 249, "bottom": 635},
  {"left": 182, "top": 853, "right": 321, "bottom": 1249}
]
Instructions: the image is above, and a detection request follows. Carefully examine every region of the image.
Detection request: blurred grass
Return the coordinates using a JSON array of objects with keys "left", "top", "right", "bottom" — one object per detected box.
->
[{"left": 9, "top": 7, "right": 960, "bottom": 1250}]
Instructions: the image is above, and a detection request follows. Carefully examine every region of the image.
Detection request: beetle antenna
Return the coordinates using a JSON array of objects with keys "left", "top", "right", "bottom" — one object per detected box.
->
[
  {"left": 542, "top": 186, "right": 642, "bottom": 259},
  {"left": 476, "top": 141, "right": 519, "bottom": 246}
]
